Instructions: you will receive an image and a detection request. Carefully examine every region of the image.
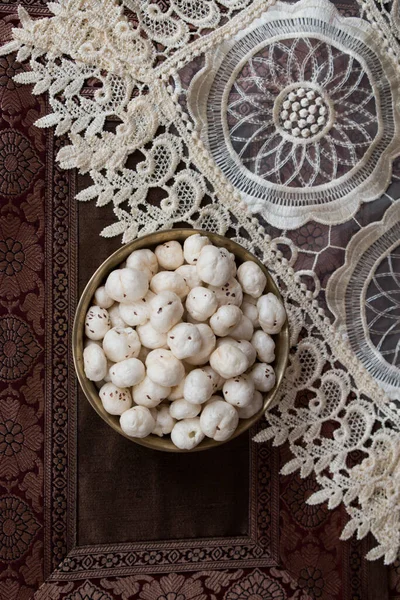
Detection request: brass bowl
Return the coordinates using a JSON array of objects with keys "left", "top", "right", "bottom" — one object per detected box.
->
[{"left": 73, "top": 230, "right": 289, "bottom": 452}]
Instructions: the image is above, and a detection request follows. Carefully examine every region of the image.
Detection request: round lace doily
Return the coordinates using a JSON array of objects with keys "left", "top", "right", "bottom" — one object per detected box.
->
[
  {"left": 328, "top": 202, "right": 400, "bottom": 400},
  {"left": 188, "top": 0, "right": 400, "bottom": 228}
]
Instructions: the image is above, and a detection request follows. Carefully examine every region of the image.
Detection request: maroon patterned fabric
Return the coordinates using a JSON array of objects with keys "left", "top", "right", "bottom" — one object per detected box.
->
[{"left": 0, "top": 3, "right": 396, "bottom": 600}]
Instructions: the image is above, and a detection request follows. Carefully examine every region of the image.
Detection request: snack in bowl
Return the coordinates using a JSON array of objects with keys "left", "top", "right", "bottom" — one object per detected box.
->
[{"left": 74, "top": 230, "right": 289, "bottom": 452}]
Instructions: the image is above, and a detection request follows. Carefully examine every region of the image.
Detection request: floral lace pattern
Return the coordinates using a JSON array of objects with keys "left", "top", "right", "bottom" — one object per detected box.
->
[
  {"left": 328, "top": 202, "right": 400, "bottom": 399},
  {"left": 226, "top": 44, "right": 375, "bottom": 183},
  {"left": 366, "top": 252, "right": 400, "bottom": 366},
  {"left": 2, "top": 0, "right": 400, "bottom": 567},
  {"left": 188, "top": 0, "right": 400, "bottom": 228}
]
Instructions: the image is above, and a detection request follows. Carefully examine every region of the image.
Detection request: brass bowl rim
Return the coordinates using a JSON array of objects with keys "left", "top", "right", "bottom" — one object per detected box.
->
[{"left": 72, "top": 229, "right": 289, "bottom": 452}]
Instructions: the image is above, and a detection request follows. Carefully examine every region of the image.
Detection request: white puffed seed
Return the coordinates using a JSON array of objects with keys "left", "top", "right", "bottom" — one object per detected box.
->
[
  {"left": 185, "top": 324, "right": 216, "bottom": 365},
  {"left": 222, "top": 375, "right": 255, "bottom": 407},
  {"left": 94, "top": 286, "right": 114, "bottom": 309},
  {"left": 149, "top": 291, "right": 184, "bottom": 333},
  {"left": 84, "top": 338, "right": 101, "bottom": 349},
  {"left": 237, "top": 391, "right": 263, "bottom": 419},
  {"left": 103, "top": 359, "right": 114, "bottom": 382},
  {"left": 102, "top": 327, "right": 141, "bottom": 362},
  {"left": 109, "top": 358, "right": 145, "bottom": 388},
  {"left": 229, "top": 314, "right": 254, "bottom": 341},
  {"left": 105, "top": 268, "right": 148, "bottom": 304},
  {"left": 185, "top": 312, "right": 202, "bottom": 325},
  {"left": 168, "top": 377, "right": 185, "bottom": 401},
  {"left": 209, "top": 305, "right": 242, "bottom": 337},
  {"left": 167, "top": 323, "right": 202, "bottom": 359},
  {"left": 150, "top": 271, "right": 189, "bottom": 299},
  {"left": 137, "top": 322, "right": 168, "bottom": 349},
  {"left": 238, "top": 260, "right": 267, "bottom": 298},
  {"left": 155, "top": 241, "right": 184, "bottom": 270},
  {"left": 175, "top": 265, "right": 203, "bottom": 290},
  {"left": 170, "top": 418, "right": 205, "bottom": 450},
  {"left": 99, "top": 382, "right": 132, "bottom": 415},
  {"left": 186, "top": 287, "right": 218, "bottom": 321},
  {"left": 241, "top": 301, "right": 259, "bottom": 328},
  {"left": 243, "top": 294, "right": 257, "bottom": 306},
  {"left": 146, "top": 349, "right": 185, "bottom": 387},
  {"left": 234, "top": 340, "right": 257, "bottom": 367},
  {"left": 133, "top": 376, "right": 171, "bottom": 408},
  {"left": 257, "top": 293, "right": 286, "bottom": 334},
  {"left": 126, "top": 249, "right": 158, "bottom": 281},
  {"left": 217, "top": 338, "right": 257, "bottom": 367},
  {"left": 249, "top": 362, "right": 276, "bottom": 392},
  {"left": 152, "top": 404, "right": 176, "bottom": 437},
  {"left": 229, "top": 252, "right": 237, "bottom": 277},
  {"left": 83, "top": 344, "right": 108, "bottom": 381},
  {"left": 209, "top": 344, "right": 249, "bottom": 379},
  {"left": 203, "top": 394, "right": 222, "bottom": 407},
  {"left": 118, "top": 291, "right": 155, "bottom": 326},
  {"left": 148, "top": 407, "right": 157, "bottom": 423},
  {"left": 183, "top": 234, "right": 211, "bottom": 264},
  {"left": 108, "top": 303, "right": 126, "bottom": 328},
  {"left": 237, "top": 261, "right": 266, "bottom": 298},
  {"left": 120, "top": 406, "right": 155, "bottom": 438},
  {"left": 169, "top": 399, "right": 201, "bottom": 419},
  {"left": 183, "top": 368, "right": 215, "bottom": 404},
  {"left": 196, "top": 245, "right": 235, "bottom": 286},
  {"left": 209, "top": 278, "right": 243, "bottom": 307},
  {"left": 200, "top": 400, "right": 239, "bottom": 441},
  {"left": 202, "top": 365, "right": 224, "bottom": 392},
  {"left": 85, "top": 306, "right": 111, "bottom": 340},
  {"left": 251, "top": 330, "right": 275, "bottom": 363}
]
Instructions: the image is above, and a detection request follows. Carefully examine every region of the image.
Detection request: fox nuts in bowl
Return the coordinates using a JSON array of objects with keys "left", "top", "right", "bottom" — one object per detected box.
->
[{"left": 73, "top": 230, "right": 289, "bottom": 452}]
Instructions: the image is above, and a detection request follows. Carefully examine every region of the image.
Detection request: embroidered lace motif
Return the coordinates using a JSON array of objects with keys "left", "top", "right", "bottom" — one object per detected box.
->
[
  {"left": 328, "top": 203, "right": 400, "bottom": 400},
  {"left": 187, "top": 1, "right": 400, "bottom": 228}
]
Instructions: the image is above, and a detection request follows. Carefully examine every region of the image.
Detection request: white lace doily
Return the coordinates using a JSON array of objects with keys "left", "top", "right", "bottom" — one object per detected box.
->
[
  {"left": 2, "top": 0, "right": 400, "bottom": 564},
  {"left": 187, "top": 0, "right": 400, "bottom": 228},
  {"left": 328, "top": 202, "right": 400, "bottom": 400}
]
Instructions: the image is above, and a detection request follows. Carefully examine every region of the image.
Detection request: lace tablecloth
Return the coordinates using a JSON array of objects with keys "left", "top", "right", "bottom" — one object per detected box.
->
[{"left": 0, "top": 0, "right": 400, "bottom": 597}]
